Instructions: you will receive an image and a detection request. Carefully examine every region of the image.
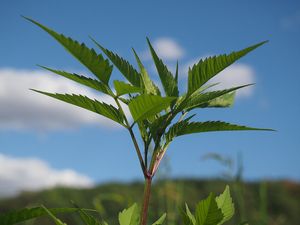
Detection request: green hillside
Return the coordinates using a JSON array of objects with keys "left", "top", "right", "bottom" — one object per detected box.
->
[{"left": 0, "top": 179, "right": 299, "bottom": 225}]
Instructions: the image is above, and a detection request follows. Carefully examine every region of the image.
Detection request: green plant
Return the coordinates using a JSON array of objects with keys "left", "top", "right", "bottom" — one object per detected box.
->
[{"left": 0, "top": 17, "right": 272, "bottom": 225}]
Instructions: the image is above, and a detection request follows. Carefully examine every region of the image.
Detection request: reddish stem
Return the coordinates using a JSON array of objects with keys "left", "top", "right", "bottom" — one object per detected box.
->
[{"left": 140, "top": 176, "right": 152, "bottom": 225}]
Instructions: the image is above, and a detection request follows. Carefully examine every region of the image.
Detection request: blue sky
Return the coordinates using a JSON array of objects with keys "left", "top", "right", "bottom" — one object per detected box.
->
[{"left": 0, "top": 1, "right": 300, "bottom": 195}]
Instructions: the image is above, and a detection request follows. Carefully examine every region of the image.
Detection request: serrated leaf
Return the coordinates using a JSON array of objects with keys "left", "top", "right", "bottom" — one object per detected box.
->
[
  {"left": 132, "top": 48, "right": 161, "bottom": 95},
  {"left": 31, "top": 90, "right": 125, "bottom": 126},
  {"left": 187, "top": 41, "right": 267, "bottom": 94},
  {"left": 42, "top": 205, "right": 67, "bottom": 225},
  {"left": 165, "top": 115, "right": 195, "bottom": 143},
  {"left": 0, "top": 207, "right": 79, "bottom": 225},
  {"left": 195, "top": 193, "right": 223, "bottom": 225},
  {"left": 176, "top": 121, "right": 274, "bottom": 137},
  {"left": 118, "top": 203, "right": 139, "bottom": 225},
  {"left": 114, "top": 80, "right": 142, "bottom": 96},
  {"left": 39, "top": 65, "right": 112, "bottom": 95},
  {"left": 91, "top": 38, "right": 142, "bottom": 87},
  {"left": 24, "top": 17, "right": 113, "bottom": 84},
  {"left": 181, "top": 84, "right": 250, "bottom": 111},
  {"left": 206, "top": 92, "right": 235, "bottom": 108},
  {"left": 128, "top": 94, "right": 176, "bottom": 122},
  {"left": 215, "top": 186, "right": 235, "bottom": 225},
  {"left": 152, "top": 213, "right": 167, "bottom": 225},
  {"left": 147, "top": 38, "right": 178, "bottom": 97}
]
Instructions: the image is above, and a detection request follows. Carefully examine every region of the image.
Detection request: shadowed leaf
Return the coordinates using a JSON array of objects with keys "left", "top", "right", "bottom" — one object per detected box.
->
[
  {"left": 188, "top": 41, "right": 267, "bottom": 94},
  {"left": 24, "top": 17, "right": 113, "bottom": 84}
]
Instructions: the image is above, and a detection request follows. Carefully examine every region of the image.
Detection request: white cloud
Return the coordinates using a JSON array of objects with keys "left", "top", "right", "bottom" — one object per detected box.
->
[
  {"left": 0, "top": 154, "right": 94, "bottom": 197},
  {"left": 208, "top": 64, "right": 255, "bottom": 98},
  {"left": 182, "top": 59, "right": 255, "bottom": 98},
  {"left": 143, "top": 37, "right": 185, "bottom": 61},
  {"left": 0, "top": 68, "right": 128, "bottom": 131}
]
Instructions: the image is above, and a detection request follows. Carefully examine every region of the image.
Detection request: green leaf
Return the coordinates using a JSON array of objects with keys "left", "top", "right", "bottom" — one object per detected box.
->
[
  {"left": 91, "top": 38, "right": 142, "bottom": 87},
  {"left": 147, "top": 38, "right": 179, "bottom": 97},
  {"left": 167, "top": 120, "right": 273, "bottom": 142},
  {"left": 181, "top": 84, "right": 250, "bottom": 111},
  {"left": 39, "top": 65, "right": 112, "bottom": 95},
  {"left": 132, "top": 48, "right": 161, "bottom": 95},
  {"left": 78, "top": 210, "right": 103, "bottom": 225},
  {"left": 71, "top": 201, "right": 104, "bottom": 225},
  {"left": 175, "top": 61, "right": 179, "bottom": 84},
  {"left": 24, "top": 17, "right": 113, "bottom": 84},
  {"left": 114, "top": 80, "right": 142, "bottom": 96},
  {"left": 42, "top": 205, "right": 67, "bottom": 225},
  {"left": 206, "top": 92, "right": 235, "bottom": 108},
  {"left": 118, "top": 203, "right": 139, "bottom": 225},
  {"left": 176, "top": 121, "right": 274, "bottom": 136},
  {"left": 215, "top": 186, "right": 235, "bottom": 225},
  {"left": 0, "top": 207, "right": 79, "bottom": 225},
  {"left": 128, "top": 94, "right": 176, "bottom": 122},
  {"left": 181, "top": 204, "right": 196, "bottom": 225},
  {"left": 152, "top": 213, "right": 167, "bottom": 225},
  {"left": 165, "top": 115, "right": 195, "bottom": 143},
  {"left": 31, "top": 90, "right": 125, "bottom": 126},
  {"left": 195, "top": 193, "right": 223, "bottom": 225},
  {"left": 187, "top": 41, "right": 267, "bottom": 94}
]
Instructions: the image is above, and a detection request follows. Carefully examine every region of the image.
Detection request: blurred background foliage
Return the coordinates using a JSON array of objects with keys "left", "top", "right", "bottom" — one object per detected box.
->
[{"left": 0, "top": 178, "right": 299, "bottom": 225}]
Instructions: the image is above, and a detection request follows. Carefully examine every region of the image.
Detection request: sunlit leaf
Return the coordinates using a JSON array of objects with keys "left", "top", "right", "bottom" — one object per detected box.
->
[
  {"left": 195, "top": 193, "right": 223, "bottom": 225},
  {"left": 152, "top": 213, "right": 167, "bottom": 225},
  {"left": 132, "top": 48, "right": 161, "bottom": 95},
  {"left": 118, "top": 203, "right": 139, "bottom": 225},
  {"left": 215, "top": 185, "right": 234, "bottom": 225},
  {"left": 128, "top": 94, "right": 176, "bottom": 122},
  {"left": 114, "top": 80, "right": 142, "bottom": 96}
]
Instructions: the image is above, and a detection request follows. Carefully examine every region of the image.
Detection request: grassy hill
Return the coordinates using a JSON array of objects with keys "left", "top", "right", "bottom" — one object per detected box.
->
[{"left": 0, "top": 179, "right": 299, "bottom": 225}]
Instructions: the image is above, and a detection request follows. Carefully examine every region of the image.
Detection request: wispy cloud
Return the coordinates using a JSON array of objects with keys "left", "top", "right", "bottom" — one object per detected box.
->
[
  {"left": 0, "top": 154, "right": 93, "bottom": 197},
  {"left": 0, "top": 68, "right": 128, "bottom": 131},
  {"left": 280, "top": 10, "right": 300, "bottom": 30},
  {"left": 142, "top": 37, "right": 185, "bottom": 61}
]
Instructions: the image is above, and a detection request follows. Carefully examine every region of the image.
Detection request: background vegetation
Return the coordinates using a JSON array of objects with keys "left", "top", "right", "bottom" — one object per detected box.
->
[{"left": 0, "top": 179, "right": 299, "bottom": 225}]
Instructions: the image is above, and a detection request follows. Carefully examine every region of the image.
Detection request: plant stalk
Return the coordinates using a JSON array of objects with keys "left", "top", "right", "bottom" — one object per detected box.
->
[{"left": 140, "top": 176, "right": 152, "bottom": 225}]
